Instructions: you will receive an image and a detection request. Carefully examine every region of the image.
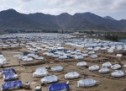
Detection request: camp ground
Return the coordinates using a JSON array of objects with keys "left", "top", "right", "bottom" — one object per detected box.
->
[{"left": 0, "top": 33, "right": 126, "bottom": 91}]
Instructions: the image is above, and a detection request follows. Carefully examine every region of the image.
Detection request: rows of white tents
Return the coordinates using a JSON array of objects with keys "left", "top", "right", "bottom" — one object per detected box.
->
[
  {"left": 42, "top": 47, "right": 99, "bottom": 59},
  {"left": 66, "top": 38, "right": 126, "bottom": 53},
  {"left": 0, "top": 33, "right": 72, "bottom": 45},
  {"left": 21, "top": 37, "right": 126, "bottom": 60},
  {"left": 1, "top": 33, "right": 126, "bottom": 56},
  {"left": 30, "top": 60, "right": 126, "bottom": 88},
  {"left": 41, "top": 46, "right": 123, "bottom": 60},
  {"left": 1, "top": 56, "right": 126, "bottom": 89},
  {"left": 18, "top": 52, "right": 44, "bottom": 62},
  {"left": 32, "top": 66, "right": 98, "bottom": 87}
]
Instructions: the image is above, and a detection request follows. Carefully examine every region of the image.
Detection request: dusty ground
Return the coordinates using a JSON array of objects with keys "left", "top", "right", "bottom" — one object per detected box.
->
[{"left": 1, "top": 49, "right": 126, "bottom": 91}]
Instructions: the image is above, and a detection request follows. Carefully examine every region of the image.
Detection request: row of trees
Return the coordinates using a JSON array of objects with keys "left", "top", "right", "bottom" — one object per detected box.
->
[
  {"left": 4, "top": 29, "right": 59, "bottom": 33},
  {"left": 104, "top": 34, "right": 119, "bottom": 41}
]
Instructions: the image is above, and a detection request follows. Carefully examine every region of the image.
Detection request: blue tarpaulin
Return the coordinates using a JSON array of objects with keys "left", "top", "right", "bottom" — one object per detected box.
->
[
  {"left": 3, "top": 68, "right": 16, "bottom": 74},
  {"left": 49, "top": 83, "right": 69, "bottom": 91},
  {"left": 2, "top": 80, "right": 23, "bottom": 91},
  {"left": 3, "top": 68, "right": 17, "bottom": 81}
]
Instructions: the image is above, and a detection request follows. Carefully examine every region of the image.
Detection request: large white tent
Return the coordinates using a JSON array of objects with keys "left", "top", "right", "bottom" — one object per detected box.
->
[
  {"left": 77, "top": 79, "right": 97, "bottom": 87},
  {"left": 65, "top": 71, "right": 80, "bottom": 79}
]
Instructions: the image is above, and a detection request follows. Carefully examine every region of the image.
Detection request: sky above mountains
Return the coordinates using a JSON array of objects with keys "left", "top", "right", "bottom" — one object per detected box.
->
[{"left": 0, "top": 0, "right": 126, "bottom": 20}]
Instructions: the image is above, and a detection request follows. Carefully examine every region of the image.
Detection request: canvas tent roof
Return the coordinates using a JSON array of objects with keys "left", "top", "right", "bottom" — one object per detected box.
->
[
  {"left": 51, "top": 66, "right": 63, "bottom": 72},
  {"left": 111, "top": 70, "right": 125, "bottom": 78},
  {"left": 65, "top": 71, "right": 80, "bottom": 79},
  {"left": 99, "top": 67, "right": 110, "bottom": 74},
  {"left": 77, "top": 79, "right": 97, "bottom": 87},
  {"left": 33, "top": 67, "right": 48, "bottom": 77},
  {"left": 89, "top": 65, "right": 100, "bottom": 71},
  {"left": 41, "top": 75, "right": 58, "bottom": 84}
]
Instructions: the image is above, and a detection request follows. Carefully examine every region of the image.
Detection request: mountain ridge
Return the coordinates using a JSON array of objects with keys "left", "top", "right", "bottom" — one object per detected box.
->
[{"left": 0, "top": 9, "right": 126, "bottom": 33}]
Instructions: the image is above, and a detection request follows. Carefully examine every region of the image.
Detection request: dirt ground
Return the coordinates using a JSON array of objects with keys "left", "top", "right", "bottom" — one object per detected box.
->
[{"left": 1, "top": 49, "right": 126, "bottom": 91}]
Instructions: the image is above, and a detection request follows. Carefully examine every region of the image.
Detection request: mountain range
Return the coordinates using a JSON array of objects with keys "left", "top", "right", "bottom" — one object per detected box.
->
[{"left": 0, "top": 9, "right": 126, "bottom": 33}]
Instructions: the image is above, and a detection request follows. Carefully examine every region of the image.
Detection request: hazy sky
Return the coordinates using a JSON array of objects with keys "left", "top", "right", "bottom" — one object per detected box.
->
[{"left": 0, "top": 0, "right": 126, "bottom": 19}]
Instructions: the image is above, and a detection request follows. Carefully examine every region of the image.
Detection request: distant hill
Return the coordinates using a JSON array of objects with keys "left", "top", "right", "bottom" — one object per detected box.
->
[{"left": 0, "top": 9, "right": 126, "bottom": 33}]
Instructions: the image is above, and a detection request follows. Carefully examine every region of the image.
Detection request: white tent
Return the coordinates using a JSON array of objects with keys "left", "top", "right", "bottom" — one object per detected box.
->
[
  {"left": 51, "top": 66, "right": 63, "bottom": 72},
  {"left": 111, "top": 70, "right": 125, "bottom": 78},
  {"left": 76, "top": 62, "right": 87, "bottom": 67},
  {"left": 116, "top": 54, "right": 122, "bottom": 58},
  {"left": 41, "top": 75, "right": 58, "bottom": 84},
  {"left": 82, "top": 54, "right": 88, "bottom": 57},
  {"left": 93, "top": 48, "right": 100, "bottom": 51},
  {"left": 58, "top": 54, "right": 68, "bottom": 59},
  {"left": 116, "top": 46, "right": 123, "bottom": 51},
  {"left": 90, "top": 54, "right": 98, "bottom": 59},
  {"left": 111, "top": 64, "right": 121, "bottom": 70},
  {"left": 100, "top": 47, "right": 107, "bottom": 51},
  {"left": 19, "top": 56, "right": 33, "bottom": 62},
  {"left": 88, "top": 51, "right": 95, "bottom": 55},
  {"left": 77, "top": 79, "right": 97, "bottom": 87},
  {"left": 87, "top": 47, "right": 93, "bottom": 51},
  {"left": 73, "top": 55, "right": 84, "bottom": 60},
  {"left": 89, "top": 65, "right": 100, "bottom": 71},
  {"left": 65, "top": 71, "right": 80, "bottom": 79},
  {"left": 107, "top": 49, "right": 114, "bottom": 53},
  {"left": 33, "top": 55, "right": 44, "bottom": 60},
  {"left": 102, "top": 62, "right": 112, "bottom": 68},
  {"left": 98, "top": 67, "right": 110, "bottom": 74},
  {"left": 43, "top": 52, "right": 54, "bottom": 57},
  {"left": 33, "top": 67, "right": 48, "bottom": 77}
]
